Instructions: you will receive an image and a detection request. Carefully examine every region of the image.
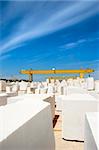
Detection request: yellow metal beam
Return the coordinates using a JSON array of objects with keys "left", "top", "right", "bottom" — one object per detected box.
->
[
  {"left": 20, "top": 69, "right": 94, "bottom": 75},
  {"left": 20, "top": 68, "right": 94, "bottom": 81}
]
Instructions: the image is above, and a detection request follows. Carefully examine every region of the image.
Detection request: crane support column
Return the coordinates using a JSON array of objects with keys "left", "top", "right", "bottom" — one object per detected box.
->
[
  {"left": 79, "top": 73, "right": 84, "bottom": 78},
  {"left": 29, "top": 74, "right": 33, "bottom": 82}
]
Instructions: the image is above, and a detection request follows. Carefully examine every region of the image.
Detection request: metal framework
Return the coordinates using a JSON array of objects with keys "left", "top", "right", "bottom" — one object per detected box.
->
[{"left": 20, "top": 68, "right": 94, "bottom": 81}]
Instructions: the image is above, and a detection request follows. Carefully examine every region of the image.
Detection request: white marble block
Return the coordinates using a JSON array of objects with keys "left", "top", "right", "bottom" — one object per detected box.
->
[
  {"left": 56, "top": 87, "right": 87, "bottom": 111},
  {"left": 86, "top": 77, "right": 94, "bottom": 90},
  {"left": 0, "top": 81, "right": 6, "bottom": 92},
  {"left": 0, "top": 99, "right": 55, "bottom": 150},
  {"left": 35, "top": 88, "right": 40, "bottom": 94},
  {"left": 7, "top": 94, "right": 55, "bottom": 120},
  {"left": 67, "top": 86, "right": 87, "bottom": 94},
  {"left": 55, "top": 95, "right": 63, "bottom": 111},
  {"left": 6, "top": 92, "right": 18, "bottom": 97},
  {"left": 23, "top": 94, "right": 55, "bottom": 120},
  {"left": 27, "top": 87, "right": 32, "bottom": 94},
  {"left": 0, "top": 93, "right": 7, "bottom": 106},
  {"left": 58, "top": 86, "right": 63, "bottom": 95},
  {"left": 67, "top": 79, "right": 74, "bottom": 86},
  {"left": 12, "top": 84, "right": 19, "bottom": 92},
  {"left": 73, "top": 79, "right": 80, "bottom": 87},
  {"left": 60, "top": 80, "right": 67, "bottom": 86},
  {"left": 19, "top": 81, "right": 28, "bottom": 91},
  {"left": 18, "top": 90, "right": 26, "bottom": 95},
  {"left": 84, "top": 112, "right": 99, "bottom": 150},
  {"left": 62, "top": 94, "right": 99, "bottom": 141},
  {"left": 47, "top": 85, "right": 55, "bottom": 94},
  {"left": 43, "top": 94, "right": 55, "bottom": 119},
  {"left": 39, "top": 88, "right": 47, "bottom": 94},
  {"left": 6, "top": 86, "right": 12, "bottom": 93},
  {"left": 95, "top": 80, "right": 99, "bottom": 94}
]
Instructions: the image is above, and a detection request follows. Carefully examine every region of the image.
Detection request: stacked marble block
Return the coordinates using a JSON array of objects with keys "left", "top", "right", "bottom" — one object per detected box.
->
[
  {"left": 84, "top": 112, "right": 99, "bottom": 150},
  {"left": 56, "top": 86, "right": 87, "bottom": 111},
  {"left": 20, "top": 82, "right": 48, "bottom": 95},
  {"left": 27, "top": 87, "right": 36, "bottom": 94},
  {"left": 18, "top": 81, "right": 29, "bottom": 95},
  {"left": 35, "top": 88, "right": 47, "bottom": 94},
  {"left": 86, "top": 77, "right": 95, "bottom": 91},
  {"left": 47, "top": 84, "right": 55, "bottom": 94},
  {"left": 0, "top": 93, "right": 7, "bottom": 106},
  {"left": 55, "top": 77, "right": 97, "bottom": 111},
  {"left": 95, "top": 80, "right": 99, "bottom": 93},
  {"left": 18, "top": 81, "right": 38, "bottom": 95},
  {"left": 34, "top": 83, "right": 55, "bottom": 95},
  {"left": 0, "top": 80, "right": 18, "bottom": 97},
  {"left": 0, "top": 80, "right": 6, "bottom": 92},
  {"left": 0, "top": 96, "right": 55, "bottom": 150},
  {"left": 56, "top": 80, "right": 67, "bottom": 95},
  {"left": 61, "top": 94, "right": 99, "bottom": 141},
  {"left": 27, "top": 82, "right": 38, "bottom": 94},
  {"left": 87, "top": 79, "right": 99, "bottom": 100},
  {"left": 6, "top": 92, "right": 18, "bottom": 97},
  {"left": 55, "top": 77, "right": 95, "bottom": 93}
]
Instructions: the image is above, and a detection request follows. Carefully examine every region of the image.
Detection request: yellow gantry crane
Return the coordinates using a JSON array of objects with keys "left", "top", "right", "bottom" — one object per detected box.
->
[{"left": 20, "top": 68, "right": 94, "bottom": 82}]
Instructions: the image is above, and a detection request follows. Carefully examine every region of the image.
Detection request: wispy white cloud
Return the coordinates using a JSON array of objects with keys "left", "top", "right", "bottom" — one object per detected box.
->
[
  {"left": 64, "top": 42, "right": 78, "bottom": 49},
  {"left": 61, "top": 38, "right": 87, "bottom": 49},
  {"left": 0, "top": 43, "right": 26, "bottom": 54},
  {"left": 0, "top": 54, "right": 11, "bottom": 61},
  {"left": 0, "top": 1, "right": 99, "bottom": 54},
  {"left": 77, "top": 39, "right": 87, "bottom": 44},
  {"left": 61, "top": 36, "right": 99, "bottom": 50}
]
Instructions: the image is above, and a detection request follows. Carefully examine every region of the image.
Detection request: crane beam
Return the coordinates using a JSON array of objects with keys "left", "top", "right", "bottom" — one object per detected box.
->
[
  {"left": 20, "top": 69, "right": 94, "bottom": 74},
  {"left": 20, "top": 69, "right": 94, "bottom": 81}
]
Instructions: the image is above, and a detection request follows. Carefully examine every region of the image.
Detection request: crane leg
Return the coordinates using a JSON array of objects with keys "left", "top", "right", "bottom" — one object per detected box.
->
[
  {"left": 79, "top": 73, "right": 84, "bottom": 78},
  {"left": 29, "top": 74, "right": 33, "bottom": 82}
]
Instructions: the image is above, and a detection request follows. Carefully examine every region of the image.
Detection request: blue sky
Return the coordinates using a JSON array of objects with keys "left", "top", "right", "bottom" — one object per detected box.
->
[{"left": 0, "top": 0, "right": 99, "bottom": 81}]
